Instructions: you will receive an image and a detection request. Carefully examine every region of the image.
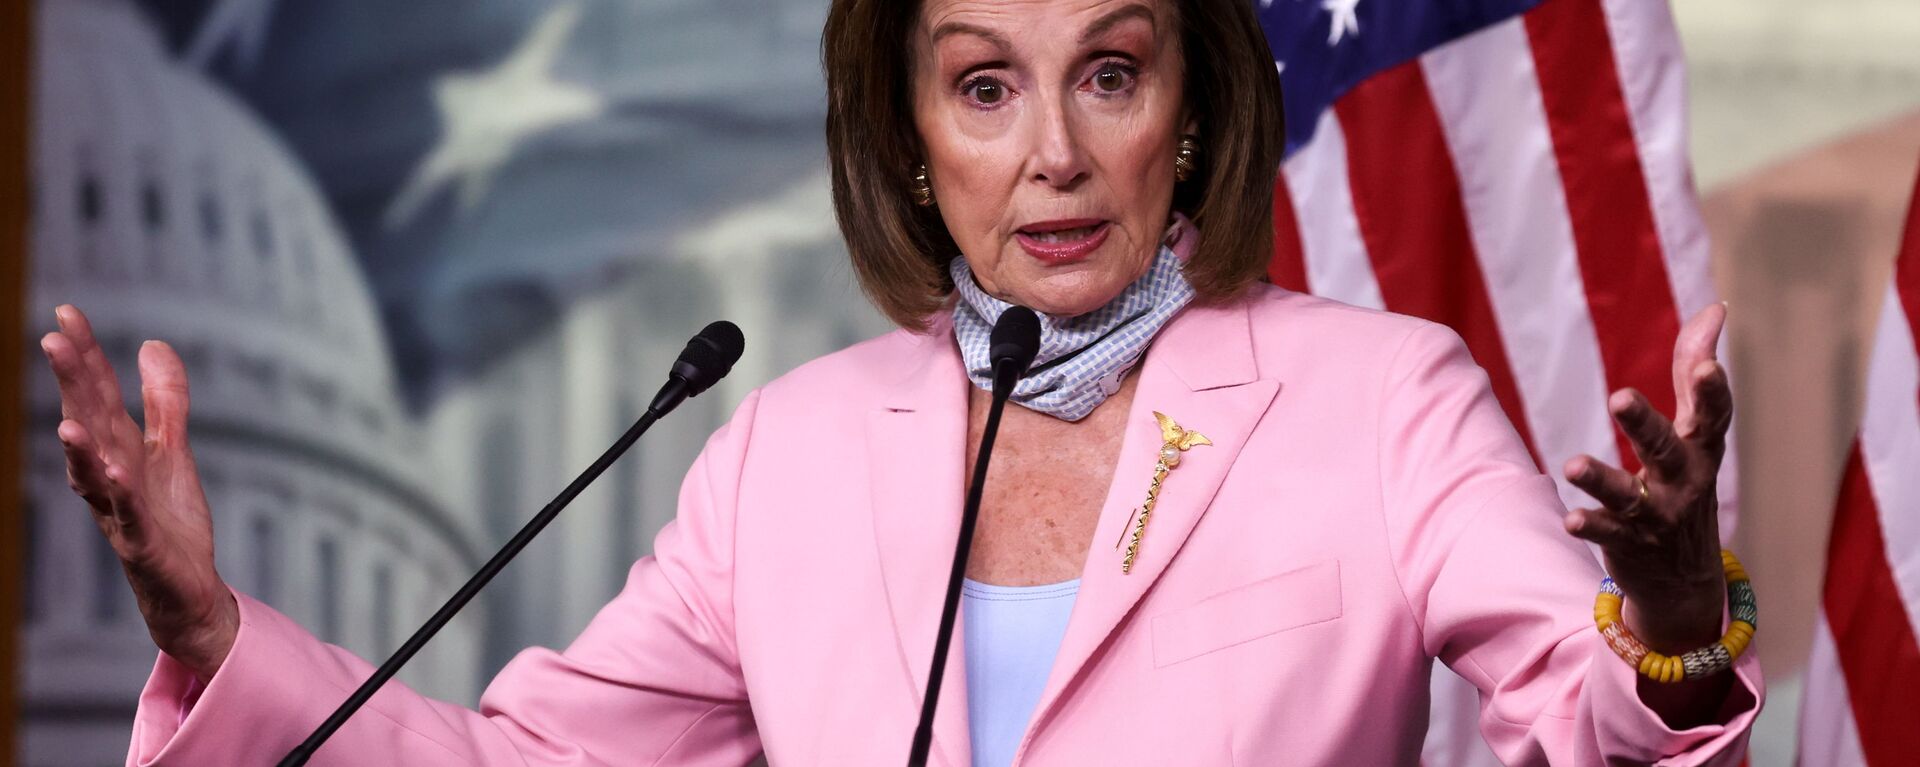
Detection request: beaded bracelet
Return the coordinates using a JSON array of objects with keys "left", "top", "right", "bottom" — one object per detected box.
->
[{"left": 1592, "top": 549, "right": 1756, "bottom": 684}]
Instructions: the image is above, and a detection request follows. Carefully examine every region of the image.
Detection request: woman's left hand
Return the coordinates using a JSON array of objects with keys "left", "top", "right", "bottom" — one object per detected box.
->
[{"left": 1562, "top": 303, "right": 1732, "bottom": 653}]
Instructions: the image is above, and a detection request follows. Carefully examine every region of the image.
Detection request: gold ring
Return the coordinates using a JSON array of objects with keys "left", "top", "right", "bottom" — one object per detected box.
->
[{"left": 1624, "top": 475, "right": 1650, "bottom": 518}]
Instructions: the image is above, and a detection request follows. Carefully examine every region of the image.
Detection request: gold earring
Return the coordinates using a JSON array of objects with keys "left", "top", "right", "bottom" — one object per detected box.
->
[
  {"left": 1174, "top": 135, "right": 1200, "bottom": 182},
  {"left": 911, "top": 164, "right": 935, "bottom": 207}
]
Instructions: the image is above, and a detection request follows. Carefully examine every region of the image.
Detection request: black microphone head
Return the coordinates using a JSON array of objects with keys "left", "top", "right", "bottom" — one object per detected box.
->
[
  {"left": 988, "top": 306, "right": 1041, "bottom": 377},
  {"left": 672, "top": 320, "right": 745, "bottom": 397}
]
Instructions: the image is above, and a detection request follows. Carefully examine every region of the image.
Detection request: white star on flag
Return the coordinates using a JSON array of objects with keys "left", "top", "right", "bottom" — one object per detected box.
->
[
  {"left": 185, "top": 0, "right": 283, "bottom": 71},
  {"left": 1323, "top": 0, "right": 1361, "bottom": 45},
  {"left": 384, "top": 3, "right": 606, "bottom": 229}
]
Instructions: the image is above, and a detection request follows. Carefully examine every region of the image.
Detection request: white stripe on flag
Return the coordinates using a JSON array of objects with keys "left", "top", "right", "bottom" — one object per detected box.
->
[
  {"left": 1861, "top": 283, "right": 1920, "bottom": 620},
  {"left": 1589, "top": 0, "right": 1743, "bottom": 542},
  {"left": 1596, "top": 0, "right": 1714, "bottom": 318},
  {"left": 1419, "top": 18, "right": 1620, "bottom": 514},
  {"left": 1799, "top": 614, "right": 1871, "bottom": 766},
  {"left": 1598, "top": 0, "right": 1741, "bottom": 539},
  {"left": 1281, "top": 110, "right": 1386, "bottom": 311}
]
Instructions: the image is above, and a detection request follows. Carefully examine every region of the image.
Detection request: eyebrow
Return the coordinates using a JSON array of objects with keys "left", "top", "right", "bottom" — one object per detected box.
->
[
  {"left": 1080, "top": 3, "right": 1157, "bottom": 45},
  {"left": 929, "top": 21, "right": 1012, "bottom": 51}
]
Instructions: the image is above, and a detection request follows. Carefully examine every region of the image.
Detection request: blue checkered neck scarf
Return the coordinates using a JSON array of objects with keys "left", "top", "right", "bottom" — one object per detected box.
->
[{"left": 949, "top": 217, "right": 1197, "bottom": 421}]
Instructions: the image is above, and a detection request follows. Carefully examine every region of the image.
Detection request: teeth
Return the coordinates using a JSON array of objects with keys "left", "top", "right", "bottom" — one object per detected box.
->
[{"left": 1027, "top": 224, "right": 1100, "bottom": 243}]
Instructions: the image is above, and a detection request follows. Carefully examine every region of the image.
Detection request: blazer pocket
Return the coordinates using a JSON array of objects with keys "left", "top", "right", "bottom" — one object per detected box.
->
[{"left": 1151, "top": 559, "right": 1343, "bottom": 668}]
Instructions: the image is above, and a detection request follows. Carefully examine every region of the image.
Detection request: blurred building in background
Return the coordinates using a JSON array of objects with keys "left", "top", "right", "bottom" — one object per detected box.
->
[{"left": 1680, "top": 1, "right": 1920, "bottom": 761}]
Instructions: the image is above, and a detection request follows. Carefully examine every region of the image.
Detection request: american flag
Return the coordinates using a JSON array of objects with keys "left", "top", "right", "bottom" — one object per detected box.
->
[
  {"left": 1797, "top": 171, "right": 1920, "bottom": 766},
  {"left": 1252, "top": 0, "right": 1739, "bottom": 763}
]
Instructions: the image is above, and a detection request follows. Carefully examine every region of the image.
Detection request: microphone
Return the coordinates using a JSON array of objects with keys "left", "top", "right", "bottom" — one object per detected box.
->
[
  {"left": 279, "top": 322, "right": 745, "bottom": 767},
  {"left": 987, "top": 305, "right": 1041, "bottom": 398},
  {"left": 649, "top": 321, "right": 745, "bottom": 416},
  {"left": 907, "top": 307, "right": 1041, "bottom": 767}
]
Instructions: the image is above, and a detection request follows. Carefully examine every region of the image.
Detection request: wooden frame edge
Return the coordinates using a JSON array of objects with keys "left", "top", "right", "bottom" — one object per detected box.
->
[{"left": 1, "top": 0, "right": 33, "bottom": 764}]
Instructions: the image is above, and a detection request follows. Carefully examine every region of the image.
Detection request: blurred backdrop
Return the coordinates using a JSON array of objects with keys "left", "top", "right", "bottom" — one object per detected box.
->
[{"left": 8, "top": 1, "right": 1918, "bottom": 765}]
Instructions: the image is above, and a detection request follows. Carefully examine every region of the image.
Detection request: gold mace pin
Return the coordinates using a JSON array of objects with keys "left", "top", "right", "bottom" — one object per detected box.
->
[{"left": 1121, "top": 412, "right": 1212, "bottom": 574}]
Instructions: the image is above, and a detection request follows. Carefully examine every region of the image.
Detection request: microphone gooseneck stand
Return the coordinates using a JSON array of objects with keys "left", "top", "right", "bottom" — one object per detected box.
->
[
  {"left": 278, "top": 321, "right": 745, "bottom": 767},
  {"left": 906, "top": 307, "right": 1041, "bottom": 767}
]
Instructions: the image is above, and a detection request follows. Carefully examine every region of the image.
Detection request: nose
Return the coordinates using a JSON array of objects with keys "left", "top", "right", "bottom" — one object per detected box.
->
[{"left": 1025, "top": 94, "right": 1090, "bottom": 190}]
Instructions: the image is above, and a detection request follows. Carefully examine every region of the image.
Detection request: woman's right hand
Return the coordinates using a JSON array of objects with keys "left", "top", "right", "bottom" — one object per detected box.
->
[{"left": 41, "top": 305, "right": 237, "bottom": 681}]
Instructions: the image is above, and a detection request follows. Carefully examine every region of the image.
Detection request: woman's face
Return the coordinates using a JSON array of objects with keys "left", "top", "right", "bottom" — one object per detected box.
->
[{"left": 911, "top": 0, "right": 1190, "bottom": 317}]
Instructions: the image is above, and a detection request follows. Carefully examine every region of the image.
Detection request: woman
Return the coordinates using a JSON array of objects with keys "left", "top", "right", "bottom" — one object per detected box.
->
[{"left": 42, "top": 0, "right": 1760, "bottom": 763}]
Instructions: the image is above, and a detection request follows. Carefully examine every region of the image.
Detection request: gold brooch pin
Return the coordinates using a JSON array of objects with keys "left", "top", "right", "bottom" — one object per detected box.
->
[{"left": 1121, "top": 412, "right": 1212, "bottom": 574}]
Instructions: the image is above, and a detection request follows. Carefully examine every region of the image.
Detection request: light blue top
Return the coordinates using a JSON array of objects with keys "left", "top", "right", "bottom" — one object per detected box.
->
[{"left": 960, "top": 578, "right": 1080, "bottom": 767}]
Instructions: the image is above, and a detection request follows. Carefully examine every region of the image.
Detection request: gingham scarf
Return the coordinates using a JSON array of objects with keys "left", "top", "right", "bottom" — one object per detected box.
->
[{"left": 950, "top": 216, "right": 1197, "bottom": 421}]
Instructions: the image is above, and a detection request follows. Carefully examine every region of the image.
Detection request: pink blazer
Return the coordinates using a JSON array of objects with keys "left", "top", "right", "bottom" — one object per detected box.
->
[{"left": 128, "top": 285, "right": 1760, "bottom": 765}]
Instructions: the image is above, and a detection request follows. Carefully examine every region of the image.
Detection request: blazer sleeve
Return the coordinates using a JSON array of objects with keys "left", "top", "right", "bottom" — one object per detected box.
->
[
  {"left": 1375, "top": 323, "right": 1761, "bottom": 767},
  {"left": 125, "top": 391, "right": 766, "bottom": 767}
]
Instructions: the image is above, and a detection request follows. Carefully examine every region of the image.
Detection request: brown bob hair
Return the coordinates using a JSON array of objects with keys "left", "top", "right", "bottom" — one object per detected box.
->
[{"left": 822, "top": 0, "right": 1287, "bottom": 329}]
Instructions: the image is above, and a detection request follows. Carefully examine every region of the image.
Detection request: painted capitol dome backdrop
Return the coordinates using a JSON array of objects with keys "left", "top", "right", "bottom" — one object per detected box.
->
[
  {"left": 23, "top": 2, "right": 484, "bottom": 762},
  {"left": 21, "top": 1, "right": 885, "bottom": 764}
]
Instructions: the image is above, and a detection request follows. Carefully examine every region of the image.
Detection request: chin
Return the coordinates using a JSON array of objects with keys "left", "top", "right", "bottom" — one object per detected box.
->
[{"left": 1016, "top": 273, "right": 1129, "bottom": 318}]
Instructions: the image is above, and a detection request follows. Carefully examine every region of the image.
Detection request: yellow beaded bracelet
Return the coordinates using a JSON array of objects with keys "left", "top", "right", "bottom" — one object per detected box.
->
[{"left": 1593, "top": 549, "right": 1756, "bottom": 683}]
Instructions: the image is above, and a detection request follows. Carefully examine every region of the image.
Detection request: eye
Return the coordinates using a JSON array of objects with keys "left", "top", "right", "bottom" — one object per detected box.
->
[
  {"left": 962, "top": 76, "right": 1009, "bottom": 107},
  {"left": 1089, "top": 62, "right": 1136, "bottom": 94}
]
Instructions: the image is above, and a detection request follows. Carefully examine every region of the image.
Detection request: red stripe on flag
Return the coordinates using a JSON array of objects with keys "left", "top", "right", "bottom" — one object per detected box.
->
[
  {"left": 1269, "top": 176, "right": 1311, "bottom": 293},
  {"left": 1897, "top": 169, "right": 1920, "bottom": 370},
  {"left": 1524, "top": 0, "right": 1681, "bottom": 474},
  {"left": 1333, "top": 62, "right": 1541, "bottom": 466},
  {"left": 1823, "top": 443, "right": 1920, "bottom": 764}
]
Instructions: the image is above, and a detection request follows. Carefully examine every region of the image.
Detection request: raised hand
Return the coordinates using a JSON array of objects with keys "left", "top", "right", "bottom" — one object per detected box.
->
[
  {"left": 1561, "top": 303, "right": 1733, "bottom": 654},
  {"left": 40, "top": 305, "right": 237, "bottom": 681}
]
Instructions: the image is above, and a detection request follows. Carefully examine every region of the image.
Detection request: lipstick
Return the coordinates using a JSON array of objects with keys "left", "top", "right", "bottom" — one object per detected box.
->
[{"left": 1015, "top": 219, "right": 1110, "bottom": 265}]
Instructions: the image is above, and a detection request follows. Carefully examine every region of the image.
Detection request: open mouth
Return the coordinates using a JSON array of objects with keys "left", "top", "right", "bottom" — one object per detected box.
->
[
  {"left": 1014, "top": 219, "right": 1111, "bottom": 264},
  {"left": 1019, "top": 223, "right": 1105, "bottom": 243}
]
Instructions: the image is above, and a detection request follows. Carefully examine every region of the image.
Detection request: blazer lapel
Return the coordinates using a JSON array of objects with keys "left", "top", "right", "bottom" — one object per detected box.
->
[
  {"left": 1023, "top": 300, "right": 1280, "bottom": 747},
  {"left": 867, "top": 322, "right": 974, "bottom": 767}
]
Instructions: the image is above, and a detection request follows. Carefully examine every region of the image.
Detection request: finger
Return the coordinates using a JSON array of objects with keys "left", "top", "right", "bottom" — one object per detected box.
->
[
  {"left": 1564, "top": 505, "right": 1632, "bottom": 547},
  {"left": 101, "top": 461, "right": 148, "bottom": 545},
  {"left": 1564, "top": 454, "right": 1645, "bottom": 512},
  {"left": 57, "top": 419, "right": 113, "bottom": 514},
  {"left": 42, "top": 331, "right": 101, "bottom": 423},
  {"left": 55, "top": 306, "right": 130, "bottom": 422},
  {"left": 41, "top": 330, "right": 123, "bottom": 449},
  {"left": 1678, "top": 359, "right": 1733, "bottom": 459},
  {"left": 1671, "top": 303, "right": 1727, "bottom": 426},
  {"left": 139, "top": 341, "right": 192, "bottom": 447},
  {"left": 61, "top": 309, "right": 147, "bottom": 455},
  {"left": 1610, "top": 389, "right": 1688, "bottom": 480},
  {"left": 43, "top": 332, "right": 138, "bottom": 478}
]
